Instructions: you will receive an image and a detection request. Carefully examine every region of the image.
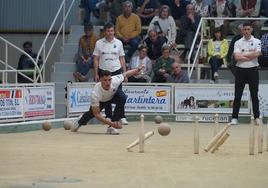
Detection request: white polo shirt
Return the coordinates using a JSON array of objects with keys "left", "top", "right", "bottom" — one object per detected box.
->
[
  {"left": 93, "top": 37, "right": 125, "bottom": 72},
  {"left": 234, "top": 36, "right": 261, "bottom": 68},
  {"left": 90, "top": 74, "right": 124, "bottom": 107}
]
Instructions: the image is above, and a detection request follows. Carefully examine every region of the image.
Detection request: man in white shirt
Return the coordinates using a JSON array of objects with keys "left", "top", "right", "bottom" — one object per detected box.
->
[
  {"left": 71, "top": 66, "right": 143, "bottom": 134},
  {"left": 93, "top": 22, "right": 128, "bottom": 125},
  {"left": 229, "top": 22, "right": 262, "bottom": 125}
]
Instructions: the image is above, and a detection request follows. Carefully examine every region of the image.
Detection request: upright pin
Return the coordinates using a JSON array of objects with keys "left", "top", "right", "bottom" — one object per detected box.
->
[
  {"left": 249, "top": 116, "right": 255, "bottom": 155},
  {"left": 139, "top": 114, "right": 145, "bottom": 153},
  {"left": 193, "top": 115, "right": 199, "bottom": 154},
  {"left": 214, "top": 113, "right": 219, "bottom": 136}
]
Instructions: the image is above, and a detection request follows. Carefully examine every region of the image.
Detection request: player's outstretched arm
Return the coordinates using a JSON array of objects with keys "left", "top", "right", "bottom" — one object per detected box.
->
[{"left": 123, "top": 66, "right": 143, "bottom": 78}]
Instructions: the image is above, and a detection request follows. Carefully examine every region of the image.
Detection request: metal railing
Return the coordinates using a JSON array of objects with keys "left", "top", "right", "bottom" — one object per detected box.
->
[
  {"left": 187, "top": 17, "right": 268, "bottom": 80},
  {"left": 0, "top": 0, "right": 76, "bottom": 84}
]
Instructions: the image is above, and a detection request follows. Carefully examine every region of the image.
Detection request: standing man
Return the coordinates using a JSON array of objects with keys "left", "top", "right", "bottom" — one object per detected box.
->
[
  {"left": 229, "top": 22, "right": 262, "bottom": 125},
  {"left": 71, "top": 67, "right": 144, "bottom": 134},
  {"left": 93, "top": 22, "right": 128, "bottom": 125}
]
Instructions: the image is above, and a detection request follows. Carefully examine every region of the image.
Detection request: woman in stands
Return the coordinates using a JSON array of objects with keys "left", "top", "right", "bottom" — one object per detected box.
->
[
  {"left": 148, "top": 5, "right": 177, "bottom": 48},
  {"left": 207, "top": 28, "right": 229, "bottom": 83}
]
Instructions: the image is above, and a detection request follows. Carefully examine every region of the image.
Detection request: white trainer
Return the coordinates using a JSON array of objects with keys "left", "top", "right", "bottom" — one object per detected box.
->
[
  {"left": 214, "top": 72, "right": 219, "bottom": 80},
  {"left": 71, "top": 115, "right": 82, "bottom": 132},
  {"left": 254, "top": 118, "right": 261, "bottom": 126},
  {"left": 228, "top": 118, "right": 238, "bottom": 125},
  {"left": 120, "top": 118, "right": 128, "bottom": 125},
  {"left": 106, "top": 126, "right": 120, "bottom": 135}
]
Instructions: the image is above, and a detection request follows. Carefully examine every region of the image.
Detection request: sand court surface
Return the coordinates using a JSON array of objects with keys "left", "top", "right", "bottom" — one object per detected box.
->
[{"left": 1, "top": 121, "right": 268, "bottom": 188}]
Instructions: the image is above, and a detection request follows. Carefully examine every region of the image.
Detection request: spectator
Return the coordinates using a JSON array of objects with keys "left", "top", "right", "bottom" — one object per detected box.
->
[
  {"left": 260, "top": 0, "right": 268, "bottom": 26},
  {"left": 148, "top": 5, "right": 177, "bottom": 47},
  {"left": 73, "top": 24, "right": 97, "bottom": 82},
  {"left": 207, "top": 28, "right": 229, "bottom": 83},
  {"left": 209, "top": 0, "right": 236, "bottom": 38},
  {"left": 143, "top": 29, "right": 167, "bottom": 63},
  {"left": 226, "top": 24, "right": 244, "bottom": 76},
  {"left": 179, "top": 4, "right": 201, "bottom": 59},
  {"left": 128, "top": 45, "right": 152, "bottom": 82},
  {"left": 230, "top": 0, "right": 261, "bottom": 38},
  {"left": 166, "top": 62, "right": 190, "bottom": 83},
  {"left": 82, "top": 0, "right": 98, "bottom": 25},
  {"left": 190, "top": 0, "right": 209, "bottom": 17},
  {"left": 111, "top": 0, "right": 136, "bottom": 23},
  {"left": 169, "top": 0, "right": 189, "bottom": 26},
  {"left": 152, "top": 45, "right": 174, "bottom": 82},
  {"left": 93, "top": 22, "right": 128, "bottom": 125},
  {"left": 136, "top": 0, "right": 159, "bottom": 25},
  {"left": 258, "top": 33, "right": 268, "bottom": 68},
  {"left": 98, "top": 0, "right": 113, "bottom": 24},
  {"left": 115, "top": 1, "right": 141, "bottom": 62},
  {"left": 17, "top": 41, "right": 42, "bottom": 83}
]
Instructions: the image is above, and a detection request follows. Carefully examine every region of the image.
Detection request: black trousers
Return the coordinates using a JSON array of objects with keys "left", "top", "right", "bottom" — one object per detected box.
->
[
  {"left": 232, "top": 67, "right": 260, "bottom": 119},
  {"left": 78, "top": 88, "right": 127, "bottom": 125}
]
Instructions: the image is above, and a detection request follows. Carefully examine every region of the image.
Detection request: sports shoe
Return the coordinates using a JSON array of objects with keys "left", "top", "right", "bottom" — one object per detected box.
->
[
  {"left": 214, "top": 72, "right": 219, "bottom": 80},
  {"left": 106, "top": 126, "right": 120, "bottom": 135},
  {"left": 120, "top": 118, "right": 128, "bottom": 125},
  {"left": 209, "top": 80, "right": 215, "bottom": 84},
  {"left": 71, "top": 115, "right": 82, "bottom": 132},
  {"left": 254, "top": 118, "right": 261, "bottom": 126},
  {"left": 228, "top": 118, "right": 238, "bottom": 125}
]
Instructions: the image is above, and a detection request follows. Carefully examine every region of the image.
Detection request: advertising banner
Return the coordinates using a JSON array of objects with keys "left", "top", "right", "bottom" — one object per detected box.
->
[
  {"left": 0, "top": 88, "right": 23, "bottom": 119},
  {"left": 123, "top": 85, "right": 171, "bottom": 113},
  {"left": 24, "top": 87, "right": 54, "bottom": 118},
  {"left": 259, "top": 84, "right": 268, "bottom": 117},
  {"left": 68, "top": 84, "right": 94, "bottom": 113},
  {"left": 174, "top": 85, "right": 250, "bottom": 114}
]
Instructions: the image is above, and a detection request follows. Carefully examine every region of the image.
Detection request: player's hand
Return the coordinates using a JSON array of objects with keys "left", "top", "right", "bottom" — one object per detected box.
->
[
  {"left": 111, "top": 121, "right": 122, "bottom": 129},
  {"left": 94, "top": 74, "right": 99, "bottom": 82}
]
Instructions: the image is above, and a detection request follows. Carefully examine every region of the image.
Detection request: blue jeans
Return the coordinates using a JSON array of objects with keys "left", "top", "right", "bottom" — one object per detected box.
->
[
  {"left": 209, "top": 56, "right": 223, "bottom": 80},
  {"left": 123, "top": 37, "right": 140, "bottom": 59},
  {"left": 78, "top": 88, "right": 127, "bottom": 125}
]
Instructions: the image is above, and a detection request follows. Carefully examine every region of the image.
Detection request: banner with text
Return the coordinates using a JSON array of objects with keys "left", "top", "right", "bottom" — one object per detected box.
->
[
  {"left": 24, "top": 87, "right": 54, "bottom": 118},
  {"left": 174, "top": 86, "right": 250, "bottom": 114},
  {"left": 259, "top": 84, "right": 268, "bottom": 116},
  {"left": 0, "top": 88, "right": 23, "bottom": 119},
  {"left": 123, "top": 85, "right": 171, "bottom": 113},
  {"left": 68, "top": 84, "right": 94, "bottom": 113}
]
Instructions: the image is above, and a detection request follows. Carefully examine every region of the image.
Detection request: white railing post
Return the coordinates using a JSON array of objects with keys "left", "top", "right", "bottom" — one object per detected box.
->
[
  {"left": 62, "top": 0, "right": 66, "bottom": 52},
  {"left": 5, "top": 42, "right": 8, "bottom": 83}
]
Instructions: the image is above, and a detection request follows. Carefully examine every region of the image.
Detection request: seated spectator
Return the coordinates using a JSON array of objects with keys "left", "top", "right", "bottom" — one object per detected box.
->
[
  {"left": 128, "top": 45, "right": 152, "bottom": 82},
  {"left": 115, "top": 1, "right": 141, "bottom": 62},
  {"left": 111, "top": 0, "right": 136, "bottom": 23},
  {"left": 143, "top": 29, "right": 167, "bottom": 63},
  {"left": 152, "top": 45, "right": 174, "bottom": 82},
  {"left": 168, "top": 0, "right": 189, "bottom": 26},
  {"left": 260, "top": 0, "right": 268, "bottom": 26},
  {"left": 258, "top": 33, "right": 268, "bottom": 68},
  {"left": 207, "top": 28, "right": 228, "bottom": 83},
  {"left": 148, "top": 5, "right": 177, "bottom": 47},
  {"left": 209, "top": 0, "right": 236, "bottom": 38},
  {"left": 98, "top": 0, "right": 113, "bottom": 24},
  {"left": 190, "top": 0, "right": 209, "bottom": 17},
  {"left": 81, "top": 0, "right": 98, "bottom": 25},
  {"left": 17, "top": 41, "right": 42, "bottom": 83},
  {"left": 226, "top": 24, "right": 244, "bottom": 76},
  {"left": 179, "top": 4, "right": 201, "bottom": 59},
  {"left": 136, "top": 0, "right": 159, "bottom": 25},
  {"left": 73, "top": 24, "right": 97, "bottom": 82},
  {"left": 230, "top": 0, "right": 261, "bottom": 38},
  {"left": 166, "top": 62, "right": 190, "bottom": 83}
]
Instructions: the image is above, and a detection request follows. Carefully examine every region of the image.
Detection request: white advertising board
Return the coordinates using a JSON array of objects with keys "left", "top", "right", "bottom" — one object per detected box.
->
[
  {"left": 68, "top": 84, "right": 94, "bottom": 113},
  {"left": 24, "top": 87, "right": 54, "bottom": 118},
  {"left": 174, "top": 85, "right": 250, "bottom": 114},
  {"left": 123, "top": 85, "right": 171, "bottom": 113},
  {"left": 259, "top": 84, "right": 268, "bottom": 117},
  {"left": 0, "top": 88, "right": 23, "bottom": 119}
]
